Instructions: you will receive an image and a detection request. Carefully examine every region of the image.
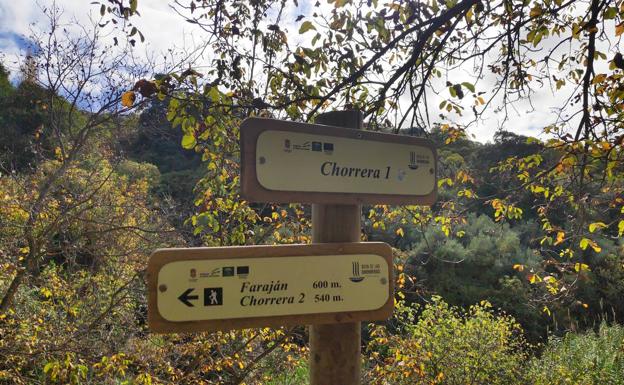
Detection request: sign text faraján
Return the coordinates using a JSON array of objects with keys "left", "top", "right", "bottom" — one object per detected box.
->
[{"left": 147, "top": 243, "right": 393, "bottom": 333}]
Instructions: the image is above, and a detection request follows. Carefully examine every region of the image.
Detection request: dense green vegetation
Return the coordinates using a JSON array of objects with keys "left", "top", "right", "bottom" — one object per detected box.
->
[
  {"left": 1, "top": 57, "right": 622, "bottom": 383},
  {"left": 2, "top": 0, "right": 624, "bottom": 383},
  {"left": 527, "top": 323, "right": 624, "bottom": 385}
]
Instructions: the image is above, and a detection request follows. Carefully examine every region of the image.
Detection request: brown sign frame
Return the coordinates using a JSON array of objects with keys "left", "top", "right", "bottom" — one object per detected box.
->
[
  {"left": 240, "top": 117, "right": 437, "bottom": 205},
  {"left": 147, "top": 242, "right": 393, "bottom": 333}
]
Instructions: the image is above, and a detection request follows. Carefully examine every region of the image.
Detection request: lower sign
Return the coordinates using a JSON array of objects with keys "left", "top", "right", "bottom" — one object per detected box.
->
[{"left": 147, "top": 243, "right": 393, "bottom": 333}]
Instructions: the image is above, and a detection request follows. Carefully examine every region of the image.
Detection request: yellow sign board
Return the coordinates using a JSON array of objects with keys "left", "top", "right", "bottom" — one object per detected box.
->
[
  {"left": 241, "top": 117, "right": 437, "bottom": 205},
  {"left": 147, "top": 243, "right": 393, "bottom": 332}
]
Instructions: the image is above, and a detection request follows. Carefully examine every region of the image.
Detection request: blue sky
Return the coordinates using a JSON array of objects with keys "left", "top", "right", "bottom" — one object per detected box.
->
[{"left": 0, "top": 31, "right": 32, "bottom": 52}]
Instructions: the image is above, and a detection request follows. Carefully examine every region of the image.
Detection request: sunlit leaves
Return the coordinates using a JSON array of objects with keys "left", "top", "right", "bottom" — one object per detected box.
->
[
  {"left": 588, "top": 222, "right": 607, "bottom": 233},
  {"left": 367, "top": 298, "right": 528, "bottom": 385},
  {"left": 529, "top": 5, "right": 543, "bottom": 18},
  {"left": 181, "top": 133, "right": 196, "bottom": 149},
  {"left": 121, "top": 91, "right": 135, "bottom": 107},
  {"left": 579, "top": 238, "right": 601, "bottom": 253},
  {"left": 489, "top": 199, "right": 523, "bottom": 222}
]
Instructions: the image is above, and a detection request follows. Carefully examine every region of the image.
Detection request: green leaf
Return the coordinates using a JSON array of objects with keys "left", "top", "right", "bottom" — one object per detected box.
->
[
  {"left": 43, "top": 362, "right": 54, "bottom": 373},
  {"left": 208, "top": 86, "right": 221, "bottom": 103},
  {"left": 604, "top": 7, "right": 617, "bottom": 20},
  {"left": 530, "top": 5, "right": 542, "bottom": 17},
  {"left": 461, "top": 82, "right": 475, "bottom": 93},
  {"left": 181, "top": 134, "right": 196, "bottom": 149},
  {"left": 311, "top": 33, "right": 321, "bottom": 46},
  {"left": 130, "top": 0, "right": 138, "bottom": 14},
  {"left": 299, "top": 21, "right": 316, "bottom": 34}
]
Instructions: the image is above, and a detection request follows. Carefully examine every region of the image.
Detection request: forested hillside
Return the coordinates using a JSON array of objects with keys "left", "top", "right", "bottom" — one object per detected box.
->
[
  {"left": 2, "top": 0, "right": 624, "bottom": 384},
  {"left": 1, "top": 57, "right": 622, "bottom": 383}
]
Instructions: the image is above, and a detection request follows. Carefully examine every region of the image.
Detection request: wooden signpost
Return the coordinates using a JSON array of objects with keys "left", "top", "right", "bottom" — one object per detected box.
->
[
  {"left": 147, "top": 110, "right": 437, "bottom": 385},
  {"left": 240, "top": 116, "right": 437, "bottom": 205},
  {"left": 147, "top": 242, "right": 393, "bottom": 333}
]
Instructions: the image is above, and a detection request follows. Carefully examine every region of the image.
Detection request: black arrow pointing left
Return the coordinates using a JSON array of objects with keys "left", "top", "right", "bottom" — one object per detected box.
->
[{"left": 178, "top": 288, "right": 198, "bottom": 307}]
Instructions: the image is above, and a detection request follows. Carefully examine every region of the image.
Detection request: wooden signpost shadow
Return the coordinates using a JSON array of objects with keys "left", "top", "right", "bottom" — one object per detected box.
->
[{"left": 310, "top": 111, "right": 363, "bottom": 385}]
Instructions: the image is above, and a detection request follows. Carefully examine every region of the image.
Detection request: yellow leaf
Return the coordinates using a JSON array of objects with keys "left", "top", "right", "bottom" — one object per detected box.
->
[
  {"left": 554, "top": 231, "right": 565, "bottom": 245},
  {"left": 513, "top": 264, "right": 524, "bottom": 272},
  {"left": 54, "top": 147, "right": 63, "bottom": 160},
  {"left": 574, "top": 263, "right": 589, "bottom": 272},
  {"left": 588, "top": 222, "right": 607, "bottom": 233},
  {"left": 465, "top": 8, "right": 473, "bottom": 23},
  {"left": 592, "top": 74, "right": 607, "bottom": 85},
  {"left": 39, "top": 287, "right": 52, "bottom": 298},
  {"left": 580, "top": 238, "right": 590, "bottom": 250},
  {"left": 530, "top": 6, "right": 542, "bottom": 17},
  {"left": 121, "top": 91, "right": 136, "bottom": 107},
  {"left": 396, "top": 228, "right": 404, "bottom": 237},
  {"left": 581, "top": 238, "right": 601, "bottom": 252}
]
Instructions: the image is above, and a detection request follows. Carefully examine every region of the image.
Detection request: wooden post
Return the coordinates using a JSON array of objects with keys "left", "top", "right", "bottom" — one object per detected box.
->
[{"left": 310, "top": 111, "right": 362, "bottom": 385}]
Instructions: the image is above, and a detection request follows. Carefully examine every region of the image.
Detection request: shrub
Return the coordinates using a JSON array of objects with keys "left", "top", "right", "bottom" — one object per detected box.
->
[
  {"left": 366, "top": 297, "right": 528, "bottom": 385},
  {"left": 526, "top": 323, "right": 624, "bottom": 385}
]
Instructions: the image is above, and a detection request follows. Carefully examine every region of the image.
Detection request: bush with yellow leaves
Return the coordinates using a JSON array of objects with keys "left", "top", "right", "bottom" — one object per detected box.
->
[{"left": 366, "top": 297, "right": 529, "bottom": 385}]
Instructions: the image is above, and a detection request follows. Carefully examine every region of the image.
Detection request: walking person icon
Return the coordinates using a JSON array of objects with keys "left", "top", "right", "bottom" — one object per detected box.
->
[
  {"left": 209, "top": 290, "right": 218, "bottom": 305},
  {"left": 204, "top": 287, "right": 223, "bottom": 306}
]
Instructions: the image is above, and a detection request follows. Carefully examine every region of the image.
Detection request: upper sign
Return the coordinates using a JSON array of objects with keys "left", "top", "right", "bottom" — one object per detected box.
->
[
  {"left": 147, "top": 243, "right": 393, "bottom": 333},
  {"left": 240, "top": 117, "right": 437, "bottom": 205}
]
